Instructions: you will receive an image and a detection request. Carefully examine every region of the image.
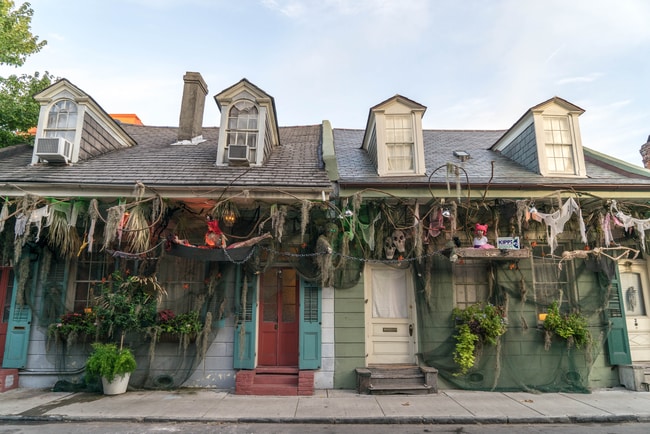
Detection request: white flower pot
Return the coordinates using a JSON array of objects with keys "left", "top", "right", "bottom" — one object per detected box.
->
[{"left": 101, "top": 372, "right": 131, "bottom": 395}]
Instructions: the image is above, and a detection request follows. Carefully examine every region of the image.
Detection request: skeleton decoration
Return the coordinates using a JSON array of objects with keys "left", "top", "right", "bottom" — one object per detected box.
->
[
  {"left": 392, "top": 229, "right": 406, "bottom": 253},
  {"left": 384, "top": 236, "right": 396, "bottom": 259}
]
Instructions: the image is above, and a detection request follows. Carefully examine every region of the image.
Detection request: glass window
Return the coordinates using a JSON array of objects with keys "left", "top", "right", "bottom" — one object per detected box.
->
[
  {"left": 44, "top": 100, "right": 78, "bottom": 143},
  {"left": 226, "top": 101, "right": 258, "bottom": 157},
  {"left": 453, "top": 260, "right": 489, "bottom": 309},
  {"left": 544, "top": 116, "right": 574, "bottom": 174},
  {"left": 621, "top": 271, "right": 646, "bottom": 316},
  {"left": 532, "top": 244, "right": 573, "bottom": 312},
  {"left": 386, "top": 115, "right": 414, "bottom": 172}
]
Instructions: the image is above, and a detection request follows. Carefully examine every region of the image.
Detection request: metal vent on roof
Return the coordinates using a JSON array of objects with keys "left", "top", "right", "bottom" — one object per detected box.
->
[{"left": 453, "top": 150, "right": 470, "bottom": 162}]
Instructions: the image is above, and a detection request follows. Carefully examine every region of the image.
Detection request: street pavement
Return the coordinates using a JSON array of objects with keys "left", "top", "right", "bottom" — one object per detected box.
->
[{"left": 1, "top": 387, "right": 650, "bottom": 425}]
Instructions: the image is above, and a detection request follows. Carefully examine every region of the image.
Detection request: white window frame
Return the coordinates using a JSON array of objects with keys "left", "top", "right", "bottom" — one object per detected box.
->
[
  {"left": 226, "top": 100, "right": 258, "bottom": 162},
  {"left": 43, "top": 99, "right": 78, "bottom": 143},
  {"left": 385, "top": 114, "right": 415, "bottom": 173},
  {"left": 543, "top": 116, "right": 576, "bottom": 175}
]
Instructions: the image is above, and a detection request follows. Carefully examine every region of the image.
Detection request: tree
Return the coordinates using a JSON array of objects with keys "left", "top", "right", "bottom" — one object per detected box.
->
[
  {"left": 0, "top": 1, "right": 52, "bottom": 147},
  {"left": 0, "top": 0, "right": 46, "bottom": 67},
  {"left": 0, "top": 71, "right": 53, "bottom": 146}
]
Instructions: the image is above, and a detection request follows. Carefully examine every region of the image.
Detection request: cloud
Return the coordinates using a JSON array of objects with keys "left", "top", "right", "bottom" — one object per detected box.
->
[{"left": 556, "top": 73, "right": 604, "bottom": 85}]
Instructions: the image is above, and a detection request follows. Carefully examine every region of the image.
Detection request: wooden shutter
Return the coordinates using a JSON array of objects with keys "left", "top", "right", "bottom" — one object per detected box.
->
[
  {"left": 299, "top": 278, "right": 321, "bottom": 369},
  {"left": 606, "top": 267, "right": 633, "bottom": 365},
  {"left": 233, "top": 266, "right": 258, "bottom": 369}
]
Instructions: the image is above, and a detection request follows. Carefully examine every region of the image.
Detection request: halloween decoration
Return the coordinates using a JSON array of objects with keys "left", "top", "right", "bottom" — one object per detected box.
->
[
  {"left": 205, "top": 216, "right": 227, "bottom": 248},
  {"left": 392, "top": 229, "right": 406, "bottom": 253},
  {"left": 384, "top": 236, "right": 396, "bottom": 259},
  {"left": 530, "top": 197, "right": 587, "bottom": 253},
  {"left": 473, "top": 223, "right": 491, "bottom": 248}
]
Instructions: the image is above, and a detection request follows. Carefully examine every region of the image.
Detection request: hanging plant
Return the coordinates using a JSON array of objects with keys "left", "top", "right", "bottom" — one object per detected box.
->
[
  {"left": 451, "top": 303, "right": 507, "bottom": 375},
  {"left": 543, "top": 301, "right": 592, "bottom": 350}
]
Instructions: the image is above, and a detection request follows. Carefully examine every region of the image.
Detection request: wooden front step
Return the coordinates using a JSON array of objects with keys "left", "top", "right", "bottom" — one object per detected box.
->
[
  {"left": 235, "top": 368, "right": 314, "bottom": 396},
  {"left": 356, "top": 364, "right": 438, "bottom": 395}
]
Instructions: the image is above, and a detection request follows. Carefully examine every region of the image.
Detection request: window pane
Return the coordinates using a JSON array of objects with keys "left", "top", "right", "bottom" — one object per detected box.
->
[{"left": 453, "top": 261, "right": 489, "bottom": 309}]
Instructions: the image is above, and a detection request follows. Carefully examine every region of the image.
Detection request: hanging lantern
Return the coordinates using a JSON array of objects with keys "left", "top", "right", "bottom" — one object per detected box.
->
[{"left": 223, "top": 209, "right": 236, "bottom": 226}]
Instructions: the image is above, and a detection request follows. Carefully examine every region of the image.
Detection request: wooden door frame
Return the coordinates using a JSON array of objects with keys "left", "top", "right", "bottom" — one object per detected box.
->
[{"left": 363, "top": 263, "right": 418, "bottom": 366}]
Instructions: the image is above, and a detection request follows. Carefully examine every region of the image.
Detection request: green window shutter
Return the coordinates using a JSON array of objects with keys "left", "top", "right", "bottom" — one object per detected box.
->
[
  {"left": 299, "top": 278, "right": 321, "bottom": 369},
  {"left": 606, "top": 268, "right": 632, "bottom": 365},
  {"left": 233, "top": 266, "right": 257, "bottom": 369},
  {"left": 3, "top": 263, "right": 33, "bottom": 369}
]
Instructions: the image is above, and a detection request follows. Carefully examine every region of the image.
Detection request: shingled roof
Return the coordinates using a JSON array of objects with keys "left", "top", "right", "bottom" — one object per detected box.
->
[
  {"left": 333, "top": 128, "right": 650, "bottom": 190},
  {"left": 0, "top": 124, "right": 331, "bottom": 194}
]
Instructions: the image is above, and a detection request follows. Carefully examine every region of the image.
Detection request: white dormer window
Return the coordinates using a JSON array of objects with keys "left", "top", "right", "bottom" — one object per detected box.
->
[
  {"left": 491, "top": 97, "right": 586, "bottom": 178},
  {"left": 543, "top": 116, "right": 574, "bottom": 174},
  {"left": 44, "top": 100, "right": 77, "bottom": 142},
  {"left": 215, "top": 79, "right": 281, "bottom": 167},
  {"left": 386, "top": 115, "right": 415, "bottom": 173},
  {"left": 227, "top": 101, "right": 258, "bottom": 162},
  {"left": 361, "top": 95, "right": 426, "bottom": 177}
]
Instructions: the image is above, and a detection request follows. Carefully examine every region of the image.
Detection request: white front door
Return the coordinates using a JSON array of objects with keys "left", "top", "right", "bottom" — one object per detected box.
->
[
  {"left": 620, "top": 260, "right": 650, "bottom": 362},
  {"left": 365, "top": 264, "right": 417, "bottom": 365}
]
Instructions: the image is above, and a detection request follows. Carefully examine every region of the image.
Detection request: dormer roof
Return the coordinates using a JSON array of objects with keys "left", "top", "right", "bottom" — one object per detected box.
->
[
  {"left": 31, "top": 78, "right": 135, "bottom": 165},
  {"left": 214, "top": 79, "right": 281, "bottom": 167}
]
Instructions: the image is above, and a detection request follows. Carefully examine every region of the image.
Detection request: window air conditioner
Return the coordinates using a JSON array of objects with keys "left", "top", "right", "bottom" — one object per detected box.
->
[
  {"left": 228, "top": 144, "right": 249, "bottom": 161},
  {"left": 35, "top": 137, "right": 73, "bottom": 163}
]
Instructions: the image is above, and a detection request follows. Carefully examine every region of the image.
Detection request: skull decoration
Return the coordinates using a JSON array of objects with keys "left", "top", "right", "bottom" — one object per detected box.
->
[
  {"left": 384, "top": 236, "right": 396, "bottom": 260},
  {"left": 392, "top": 230, "right": 406, "bottom": 253}
]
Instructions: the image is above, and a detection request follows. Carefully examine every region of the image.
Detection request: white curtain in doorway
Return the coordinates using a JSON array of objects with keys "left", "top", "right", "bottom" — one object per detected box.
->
[{"left": 372, "top": 268, "right": 408, "bottom": 318}]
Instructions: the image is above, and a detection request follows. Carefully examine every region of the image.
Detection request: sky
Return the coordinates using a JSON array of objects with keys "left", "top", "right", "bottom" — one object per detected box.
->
[{"left": 3, "top": 0, "right": 650, "bottom": 166}]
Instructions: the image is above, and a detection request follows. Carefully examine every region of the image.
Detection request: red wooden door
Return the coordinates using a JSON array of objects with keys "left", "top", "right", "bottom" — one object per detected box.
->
[
  {"left": 0, "top": 267, "right": 14, "bottom": 363},
  {"left": 258, "top": 268, "right": 299, "bottom": 367}
]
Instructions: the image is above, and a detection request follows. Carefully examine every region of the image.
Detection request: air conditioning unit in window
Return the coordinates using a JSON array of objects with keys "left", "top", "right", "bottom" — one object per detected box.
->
[
  {"left": 228, "top": 144, "right": 249, "bottom": 162},
  {"left": 35, "top": 137, "right": 73, "bottom": 163}
]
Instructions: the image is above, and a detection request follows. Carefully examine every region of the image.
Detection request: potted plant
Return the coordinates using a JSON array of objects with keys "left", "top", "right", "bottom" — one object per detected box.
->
[{"left": 85, "top": 342, "right": 136, "bottom": 395}]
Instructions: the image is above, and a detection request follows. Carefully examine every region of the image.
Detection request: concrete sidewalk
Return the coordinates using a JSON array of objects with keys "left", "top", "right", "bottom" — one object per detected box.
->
[{"left": 1, "top": 387, "right": 650, "bottom": 425}]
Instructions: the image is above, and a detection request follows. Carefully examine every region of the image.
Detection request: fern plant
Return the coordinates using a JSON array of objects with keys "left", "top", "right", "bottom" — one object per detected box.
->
[{"left": 85, "top": 342, "right": 136, "bottom": 383}]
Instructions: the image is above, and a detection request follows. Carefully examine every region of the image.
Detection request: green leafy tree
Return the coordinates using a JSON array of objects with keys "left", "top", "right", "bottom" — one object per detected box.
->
[
  {"left": 0, "top": 1, "right": 52, "bottom": 147},
  {"left": 0, "top": 71, "right": 53, "bottom": 146},
  {"left": 0, "top": 0, "right": 46, "bottom": 67}
]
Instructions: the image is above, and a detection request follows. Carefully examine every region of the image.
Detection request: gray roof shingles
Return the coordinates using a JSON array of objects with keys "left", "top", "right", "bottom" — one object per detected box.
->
[
  {"left": 0, "top": 124, "right": 332, "bottom": 190},
  {"left": 333, "top": 129, "right": 650, "bottom": 187}
]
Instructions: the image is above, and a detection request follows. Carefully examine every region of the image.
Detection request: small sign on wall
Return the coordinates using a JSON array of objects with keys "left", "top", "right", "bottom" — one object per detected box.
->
[{"left": 497, "top": 237, "right": 520, "bottom": 250}]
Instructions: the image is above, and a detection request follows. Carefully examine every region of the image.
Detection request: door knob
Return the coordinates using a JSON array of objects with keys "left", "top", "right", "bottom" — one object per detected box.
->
[{"left": 409, "top": 324, "right": 413, "bottom": 336}]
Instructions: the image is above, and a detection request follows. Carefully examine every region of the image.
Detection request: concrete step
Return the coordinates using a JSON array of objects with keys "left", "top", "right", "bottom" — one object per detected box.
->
[
  {"left": 356, "top": 365, "right": 438, "bottom": 395},
  {"left": 254, "top": 374, "right": 299, "bottom": 385}
]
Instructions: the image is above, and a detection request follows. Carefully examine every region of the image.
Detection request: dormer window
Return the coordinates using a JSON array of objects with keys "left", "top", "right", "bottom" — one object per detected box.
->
[
  {"left": 361, "top": 95, "right": 426, "bottom": 177},
  {"left": 491, "top": 97, "right": 586, "bottom": 178},
  {"left": 32, "top": 78, "right": 136, "bottom": 165},
  {"left": 227, "top": 101, "right": 258, "bottom": 163},
  {"left": 44, "top": 100, "right": 77, "bottom": 142},
  {"left": 386, "top": 115, "right": 415, "bottom": 173},
  {"left": 215, "top": 79, "right": 281, "bottom": 167},
  {"left": 543, "top": 116, "right": 574, "bottom": 174}
]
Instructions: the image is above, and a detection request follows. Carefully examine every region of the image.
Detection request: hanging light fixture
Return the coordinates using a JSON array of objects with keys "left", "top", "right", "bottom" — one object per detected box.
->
[{"left": 223, "top": 208, "right": 237, "bottom": 226}]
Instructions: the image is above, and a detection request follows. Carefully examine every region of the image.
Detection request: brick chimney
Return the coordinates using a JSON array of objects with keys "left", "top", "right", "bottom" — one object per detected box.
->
[
  {"left": 641, "top": 135, "right": 650, "bottom": 169},
  {"left": 178, "top": 72, "right": 208, "bottom": 141}
]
